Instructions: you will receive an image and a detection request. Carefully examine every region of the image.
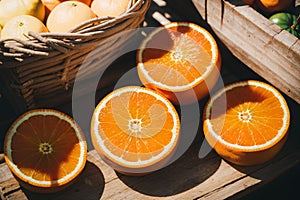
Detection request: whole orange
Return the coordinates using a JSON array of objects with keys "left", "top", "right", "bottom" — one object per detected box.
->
[
  {"left": 91, "top": 0, "right": 131, "bottom": 18},
  {"left": 256, "top": 0, "right": 293, "bottom": 13},
  {"left": 0, "top": 0, "right": 45, "bottom": 27},
  {"left": 46, "top": 1, "right": 96, "bottom": 32},
  {"left": 1, "top": 15, "right": 48, "bottom": 40},
  {"left": 42, "top": 0, "right": 92, "bottom": 17}
]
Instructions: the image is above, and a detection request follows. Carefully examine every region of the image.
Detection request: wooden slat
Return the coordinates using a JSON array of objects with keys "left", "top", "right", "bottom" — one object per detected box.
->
[
  {"left": 199, "top": 150, "right": 300, "bottom": 200},
  {"left": 192, "top": 0, "right": 300, "bottom": 104},
  {"left": 2, "top": 105, "right": 300, "bottom": 198},
  {"left": 1, "top": 141, "right": 300, "bottom": 199},
  {"left": 0, "top": 162, "right": 10, "bottom": 183}
]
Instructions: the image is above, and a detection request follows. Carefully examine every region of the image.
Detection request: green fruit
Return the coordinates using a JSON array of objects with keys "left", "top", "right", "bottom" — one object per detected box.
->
[{"left": 269, "top": 13, "right": 300, "bottom": 38}]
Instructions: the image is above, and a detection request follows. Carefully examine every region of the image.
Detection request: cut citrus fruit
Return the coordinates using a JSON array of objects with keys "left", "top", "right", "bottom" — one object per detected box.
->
[
  {"left": 203, "top": 80, "right": 290, "bottom": 166},
  {"left": 91, "top": 86, "right": 180, "bottom": 175},
  {"left": 137, "top": 22, "right": 221, "bottom": 104},
  {"left": 4, "top": 109, "right": 87, "bottom": 193}
]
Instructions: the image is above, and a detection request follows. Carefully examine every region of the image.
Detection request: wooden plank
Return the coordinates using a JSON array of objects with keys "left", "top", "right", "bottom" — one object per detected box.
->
[
  {"left": 0, "top": 151, "right": 260, "bottom": 199},
  {"left": 1, "top": 138, "right": 300, "bottom": 199},
  {"left": 199, "top": 149, "right": 300, "bottom": 200},
  {"left": 192, "top": 0, "right": 300, "bottom": 104},
  {"left": 1, "top": 99, "right": 300, "bottom": 199},
  {"left": 102, "top": 159, "right": 246, "bottom": 200},
  {"left": 0, "top": 162, "right": 11, "bottom": 183},
  {"left": 0, "top": 151, "right": 109, "bottom": 200}
]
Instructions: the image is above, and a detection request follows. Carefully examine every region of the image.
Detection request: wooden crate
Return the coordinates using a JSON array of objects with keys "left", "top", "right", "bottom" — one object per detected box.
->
[{"left": 192, "top": 0, "right": 300, "bottom": 104}]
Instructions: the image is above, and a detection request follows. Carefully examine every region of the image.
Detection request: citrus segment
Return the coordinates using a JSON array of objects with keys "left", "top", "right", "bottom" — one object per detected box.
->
[
  {"left": 91, "top": 86, "right": 180, "bottom": 175},
  {"left": 4, "top": 109, "right": 87, "bottom": 192},
  {"left": 137, "top": 22, "right": 221, "bottom": 104},
  {"left": 203, "top": 80, "right": 290, "bottom": 166}
]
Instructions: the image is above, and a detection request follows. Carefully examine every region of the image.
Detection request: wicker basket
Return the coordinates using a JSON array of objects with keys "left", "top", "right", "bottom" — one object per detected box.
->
[{"left": 0, "top": 0, "right": 151, "bottom": 112}]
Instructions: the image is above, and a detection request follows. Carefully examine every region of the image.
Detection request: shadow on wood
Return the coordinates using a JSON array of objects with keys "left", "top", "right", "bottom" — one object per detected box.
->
[
  {"left": 117, "top": 135, "right": 221, "bottom": 197},
  {"left": 21, "top": 161, "right": 105, "bottom": 200}
]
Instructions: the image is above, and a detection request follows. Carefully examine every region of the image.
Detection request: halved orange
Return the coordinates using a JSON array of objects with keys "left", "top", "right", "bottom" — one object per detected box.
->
[
  {"left": 91, "top": 86, "right": 180, "bottom": 175},
  {"left": 137, "top": 22, "right": 221, "bottom": 104},
  {"left": 203, "top": 80, "right": 290, "bottom": 166},
  {"left": 4, "top": 109, "right": 87, "bottom": 193}
]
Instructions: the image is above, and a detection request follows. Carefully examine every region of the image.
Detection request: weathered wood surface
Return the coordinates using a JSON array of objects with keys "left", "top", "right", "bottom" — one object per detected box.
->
[
  {"left": 1, "top": 129, "right": 300, "bottom": 200},
  {"left": 192, "top": 0, "right": 300, "bottom": 104},
  {"left": 1, "top": 0, "right": 300, "bottom": 199}
]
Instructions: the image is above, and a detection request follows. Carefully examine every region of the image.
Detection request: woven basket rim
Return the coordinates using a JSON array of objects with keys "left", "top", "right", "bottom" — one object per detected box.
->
[{"left": 0, "top": 0, "right": 151, "bottom": 64}]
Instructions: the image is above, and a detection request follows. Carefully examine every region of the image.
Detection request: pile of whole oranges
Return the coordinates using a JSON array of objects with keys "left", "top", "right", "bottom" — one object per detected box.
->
[{"left": 0, "top": 0, "right": 131, "bottom": 39}]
